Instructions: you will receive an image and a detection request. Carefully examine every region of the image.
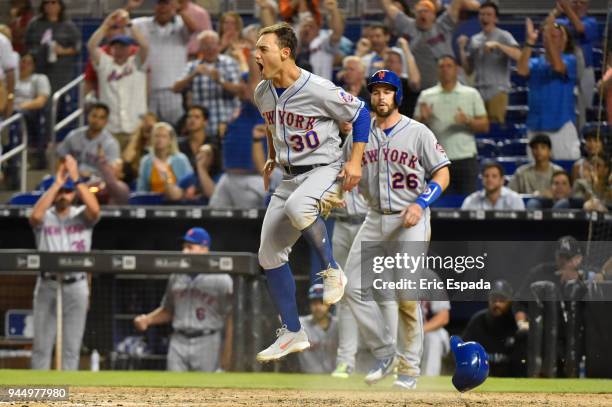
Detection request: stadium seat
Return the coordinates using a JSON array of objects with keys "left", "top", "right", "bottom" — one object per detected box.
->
[
  {"left": 505, "top": 105, "right": 529, "bottom": 124},
  {"left": 431, "top": 194, "right": 466, "bottom": 208},
  {"left": 128, "top": 192, "right": 165, "bottom": 205},
  {"left": 476, "top": 138, "right": 499, "bottom": 157},
  {"left": 499, "top": 138, "right": 529, "bottom": 156},
  {"left": 553, "top": 160, "right": 574, "bottom": 173},
  {"left": 508, "top": 88, "right": 528, "bottom": 105},
  {"left": 497, "top": 156, "right": 530, "bottom": 176},
  {"left": 510, "top": 70, "right": 527, "bottom": 87},
  {"left": 476, "top": 123, "right": 527, "bottom": 141},
  {"left": 8, "top": 191, "right": 43, "bottom": 205}
]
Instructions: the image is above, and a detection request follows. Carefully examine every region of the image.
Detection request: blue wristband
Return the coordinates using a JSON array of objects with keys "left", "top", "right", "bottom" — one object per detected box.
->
[{"left": 415, "top": 181, "right": 442, "bottom": 209}]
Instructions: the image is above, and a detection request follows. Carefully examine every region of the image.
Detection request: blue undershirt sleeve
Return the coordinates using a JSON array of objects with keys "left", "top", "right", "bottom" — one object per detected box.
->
[{"left": 352, "top": 104, "right": 370, "bottom": 143}]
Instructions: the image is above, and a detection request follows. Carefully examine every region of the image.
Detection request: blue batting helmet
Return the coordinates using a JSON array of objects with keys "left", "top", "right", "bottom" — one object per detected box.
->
[
  {"left": 450, "top": 336, "right": 489, "bottom": 392},
  {"left": 367, "top": 69, "right": 403, "bottom": 106}
]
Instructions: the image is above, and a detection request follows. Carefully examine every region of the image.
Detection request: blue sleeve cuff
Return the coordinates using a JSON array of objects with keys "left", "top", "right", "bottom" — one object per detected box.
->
[
  {"left": 352, "top": 104, "right": 370, "bottom": 144},
  {"left": 415, "top": 181, "right": 443, "bottom": 209}
]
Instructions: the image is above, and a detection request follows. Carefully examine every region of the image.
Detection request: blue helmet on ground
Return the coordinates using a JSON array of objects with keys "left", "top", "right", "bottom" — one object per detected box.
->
[
  {"left": 450, "top": 335, "right": 489, "bottom": 392},
  {"left": 367, "top": 69, "right": 403, "bottom": 106}
]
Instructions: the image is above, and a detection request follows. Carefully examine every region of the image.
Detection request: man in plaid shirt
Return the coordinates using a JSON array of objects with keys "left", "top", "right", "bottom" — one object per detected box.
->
[{"left": 173, "top": 30, "right": 242, "bottom": 138}]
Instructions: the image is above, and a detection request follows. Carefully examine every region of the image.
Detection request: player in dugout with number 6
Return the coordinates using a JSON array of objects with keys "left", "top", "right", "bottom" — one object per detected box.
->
[{"left": 133, "top": 227, "right": 234, "bottom": 372}]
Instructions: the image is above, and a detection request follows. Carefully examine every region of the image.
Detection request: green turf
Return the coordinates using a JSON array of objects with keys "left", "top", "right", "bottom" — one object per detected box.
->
[{"left": 0, "top": 370, "right": 611, "bottom": 393}]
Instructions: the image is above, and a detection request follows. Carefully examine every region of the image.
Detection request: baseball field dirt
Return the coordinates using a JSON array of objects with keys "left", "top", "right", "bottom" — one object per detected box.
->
[{"left": 2, "top": 371, "right": 612, "bottom": 406}]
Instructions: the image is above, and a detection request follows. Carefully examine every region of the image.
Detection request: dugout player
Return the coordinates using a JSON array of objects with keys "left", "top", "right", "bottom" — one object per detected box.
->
[
  {"left": 30, "top": 155, "right": 100, "bottom": 370},
  {"left": 297, "top": 284, "right": 339, "bottom": 374},
  {"left": 342, "top": 70, "right": 451, "bottom": 388},
  {"left": 252, "top": 22, "right": 371, "bottom": 362},
  {"left": 133, "top": 227, "right": 233, "bottom": 372}
]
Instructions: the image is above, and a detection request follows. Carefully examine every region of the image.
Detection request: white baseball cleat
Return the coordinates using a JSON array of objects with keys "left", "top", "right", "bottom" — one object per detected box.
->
[
  {"left": 318, "top": 264, "right": 347, "bottom": 305},
  {"left": 393, "top": 375, "right": 417, "bottom": 389},
  {"left": 256, "top": 325, "right": 310, "bottom": 362}
]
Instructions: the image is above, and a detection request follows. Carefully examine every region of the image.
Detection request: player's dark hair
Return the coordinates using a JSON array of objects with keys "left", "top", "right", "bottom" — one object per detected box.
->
[
  {"left": 367, "top": 22, "right": 390, "bottom": 36},
  {"left": 551, "top": 170, "right": 571, "bottom": 185},
  {"left": 88, "top": 102, "right": 110, "bottom": 117},
  {"left": 259, "top": 22, "right": 297, "bottom": 59},
  {"left": 481, "top": 161, "right": 504, "bottom": 177},
  {"left": 189, "top": 105, "right": 209, "bottom": 121},
  {"left": 480, "top": 1, "right": 499, "bottom": 16}
]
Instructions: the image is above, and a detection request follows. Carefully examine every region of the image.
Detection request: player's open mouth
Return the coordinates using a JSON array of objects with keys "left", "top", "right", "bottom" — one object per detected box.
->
[{"left": 257, "top": 62, "right": 264, "bottom": 72}]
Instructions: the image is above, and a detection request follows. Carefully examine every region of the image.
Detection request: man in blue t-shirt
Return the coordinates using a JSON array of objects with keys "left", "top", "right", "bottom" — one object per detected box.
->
[
  {"left": 517, "top": 16, "right": 580, "bottom": 160},
  {"left": 555, "top": 0, "right": 599, "bottom": 114},
  {"left": 208, "top": 72, "right": 267, "bottom": 209}
]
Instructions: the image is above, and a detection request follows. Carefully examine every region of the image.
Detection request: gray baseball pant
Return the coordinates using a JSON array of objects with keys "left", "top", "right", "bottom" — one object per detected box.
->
[
  {"left": 167, "top": 331, "right": 222, "bottom": 372},
  {"left": 420, "top": 328, "right": 450, "bottom": 376},
  {"left": 209, "top": 174, "right": 265, "bottom": 209},
  {"left": 31, "top": 278, "right": 89, "bottom": 370},
  {"left": 258, "top": 162, "right": 342, "bottom": 269},
  {"left": 343, "top": 210, "right": 427, "bottom": 375}
]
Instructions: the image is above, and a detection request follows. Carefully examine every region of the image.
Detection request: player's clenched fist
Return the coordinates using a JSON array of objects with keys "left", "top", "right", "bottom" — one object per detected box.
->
[
  {"left": 340, "top": 160, "right": 362, "bottom": 191},
  {"left": 134, "top": 314, "right": 150, "bottom": 331},
  {"left": 401, "top": 203, "right": 423, "bottom": 228}
]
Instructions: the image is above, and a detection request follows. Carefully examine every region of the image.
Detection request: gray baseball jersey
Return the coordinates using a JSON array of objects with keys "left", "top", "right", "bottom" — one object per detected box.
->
[
  {"left": 297, "top": 314, "right": 338, "bottom": 373},
  {"left": 254, "top": 69, "right": 364, "bottom": 166},
  {"left": 356, "top": 116, "right": 450, "bottom": 212},
  {"left": 161, "top": 273, "right": 233, "bottom": 332},
  {"left": 56, "top": 126, "right": 120, "bottom": 177},
  {"left": 33, "top": 205, "right": 97, "bottom": 280}
]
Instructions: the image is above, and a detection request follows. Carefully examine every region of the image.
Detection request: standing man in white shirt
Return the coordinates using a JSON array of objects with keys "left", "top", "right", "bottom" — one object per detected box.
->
[
  {"left": 461, "top": 161, "right": 526, "bottom": 210},
  {"left": 88, "top": 9, "right": 149, "bottom": 150},
  {"left": 127, "top": 0, "right": 200, "bottom": 125}
]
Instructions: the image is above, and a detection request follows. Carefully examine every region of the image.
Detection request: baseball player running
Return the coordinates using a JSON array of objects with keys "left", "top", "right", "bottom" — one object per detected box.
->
[
  {"left": 134, "top": 228, "right": 233, "bottom": 372},
  {"left": 253, "top": 22, "right": 371, "bottom": 362},
  {"left": 343, "top": 70, "right": 451, "bottom": 388}
]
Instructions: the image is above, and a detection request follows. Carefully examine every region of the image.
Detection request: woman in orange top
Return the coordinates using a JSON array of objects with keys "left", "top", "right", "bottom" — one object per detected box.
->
[{"left": 136, "top": 122, "right": 194, "bottom": 196}]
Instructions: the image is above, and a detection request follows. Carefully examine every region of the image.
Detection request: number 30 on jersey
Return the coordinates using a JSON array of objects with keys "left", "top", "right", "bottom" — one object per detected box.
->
[{"left": 289, "top": 130, "right": 320, "bottom": 152}]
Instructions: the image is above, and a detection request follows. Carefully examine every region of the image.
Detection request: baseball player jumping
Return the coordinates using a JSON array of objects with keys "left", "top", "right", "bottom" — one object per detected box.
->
[
  {"left": 343, "top": 70, "right": 451, "bottom": 388},
  {"left": 252, "top": 22, "right": 371, "bottom": 362}
]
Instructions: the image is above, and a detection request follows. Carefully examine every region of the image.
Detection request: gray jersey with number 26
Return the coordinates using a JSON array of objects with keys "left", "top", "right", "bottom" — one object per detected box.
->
[
  {"left": 347, "top": 116, "right": 450, "bottom": 212},
  {"left": 254, "top": 69, "right": 364, "bottom": 166}
]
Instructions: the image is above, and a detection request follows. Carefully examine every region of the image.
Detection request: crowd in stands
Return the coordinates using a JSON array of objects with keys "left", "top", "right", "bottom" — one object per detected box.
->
[{"left": 0, "top": 0, "right": 609, "bottom": 210}]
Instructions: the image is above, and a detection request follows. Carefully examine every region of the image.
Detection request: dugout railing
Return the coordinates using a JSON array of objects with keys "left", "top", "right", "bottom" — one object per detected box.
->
[{"left": 0, "top": 250, "right": 266, "bottom": 372}]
